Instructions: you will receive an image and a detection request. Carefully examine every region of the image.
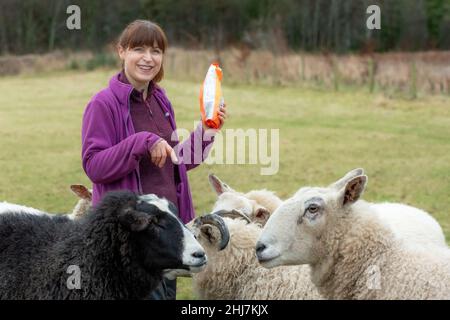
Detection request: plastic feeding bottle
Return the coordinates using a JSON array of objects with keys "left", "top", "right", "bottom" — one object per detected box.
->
[{"left": 199, "top": 63, "right": 224, "bottom": 129}]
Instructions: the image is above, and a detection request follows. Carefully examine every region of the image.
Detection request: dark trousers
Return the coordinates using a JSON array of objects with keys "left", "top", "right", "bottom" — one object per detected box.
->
[{"left": 148, "top": 278, "right": 177, "bottom": 300}]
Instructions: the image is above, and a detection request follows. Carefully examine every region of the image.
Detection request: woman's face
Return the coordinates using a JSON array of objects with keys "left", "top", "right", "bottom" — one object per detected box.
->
[{"left": 118, "top": 42, "right": 163, "bottom": 86}]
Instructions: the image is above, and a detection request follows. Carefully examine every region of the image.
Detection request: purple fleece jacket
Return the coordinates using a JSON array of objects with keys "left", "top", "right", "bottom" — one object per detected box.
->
[{"left": 82, "top": 72, "right": 214, "bottom": 223}]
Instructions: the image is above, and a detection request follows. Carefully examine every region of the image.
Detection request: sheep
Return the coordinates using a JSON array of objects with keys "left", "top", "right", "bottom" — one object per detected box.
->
[
  {"left": 190, "top": 212, "right": 322, "bottom": 300},
  {"left": 185, "top": 174, "right": 319, "bottom": 299},
  {"left": 0, "top": 190, "right": 218, "bottom": 299},
  {"left": 208, "top": 172, "right": 446, "bottom": 247},
  {"left": 257, "top": 169, "right": 450, "bottom": 299}
]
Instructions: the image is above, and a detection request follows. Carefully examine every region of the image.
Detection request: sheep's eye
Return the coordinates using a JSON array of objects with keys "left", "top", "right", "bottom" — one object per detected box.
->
[{"left": 307, "top": 204, "right": 319, "bottom": 213}]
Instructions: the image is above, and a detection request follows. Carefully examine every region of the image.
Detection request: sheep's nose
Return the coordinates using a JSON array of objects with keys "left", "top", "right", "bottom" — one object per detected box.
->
[
  {"left": 192, "top": 250, "right": 205, "bottom": 259},
  {"left": 255, "top": 241, "right": 266, "bottom": 254}
]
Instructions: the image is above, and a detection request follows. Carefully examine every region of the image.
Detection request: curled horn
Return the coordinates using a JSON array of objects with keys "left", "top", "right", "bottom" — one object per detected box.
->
[
  {"left": 193, "top": 213, "right": 230, "bottom": 250},
  {"left": 213, "top": 209, "right": 252, "bottom": 224}
]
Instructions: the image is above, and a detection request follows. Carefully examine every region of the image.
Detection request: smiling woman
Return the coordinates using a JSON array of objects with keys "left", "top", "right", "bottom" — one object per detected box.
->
[{"left": 80, "top": 19, "right": 227, "bottom": 300}]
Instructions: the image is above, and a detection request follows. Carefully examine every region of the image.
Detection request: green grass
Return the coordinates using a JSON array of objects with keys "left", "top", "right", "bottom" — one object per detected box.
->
[{"left": 0, "top": 69, "right": 449, "bottom": 299}]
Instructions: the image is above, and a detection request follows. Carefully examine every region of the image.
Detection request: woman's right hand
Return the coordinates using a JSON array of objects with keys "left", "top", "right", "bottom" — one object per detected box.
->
[{"left": 149, "top": 139, "right": 179, "bottom": 168}]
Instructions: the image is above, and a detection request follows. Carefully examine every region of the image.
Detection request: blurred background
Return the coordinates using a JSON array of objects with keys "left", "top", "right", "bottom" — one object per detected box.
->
[
  {"left": 0, "top": 0, "right": 449, "bottom": 299},
  {"left": 1, "top": 0, "right": 450, "bottom": 95}
]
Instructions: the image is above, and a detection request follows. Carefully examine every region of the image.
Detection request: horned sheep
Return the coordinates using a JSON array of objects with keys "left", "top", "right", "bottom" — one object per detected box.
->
[{"left": 190, "top": 214, "right": 322, "bottom": 299}]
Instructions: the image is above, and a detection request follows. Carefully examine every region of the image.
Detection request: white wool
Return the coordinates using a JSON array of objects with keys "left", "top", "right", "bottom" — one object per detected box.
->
[
  {"left": 0, "top": 202, "right": 46, "bottom": 216},
  {"left": 371, "top": 202, "right": 446, "bottom": 247}
]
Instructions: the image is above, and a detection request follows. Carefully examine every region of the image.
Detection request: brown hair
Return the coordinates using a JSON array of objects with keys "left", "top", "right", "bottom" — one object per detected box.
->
[{"left": 117, "top": 20, "right": 168, "bottom": 83}]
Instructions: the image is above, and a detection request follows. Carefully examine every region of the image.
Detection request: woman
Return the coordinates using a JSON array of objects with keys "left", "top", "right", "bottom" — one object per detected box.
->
[{"left": 81, "top": 20, "right": 226, "bottom": 299}]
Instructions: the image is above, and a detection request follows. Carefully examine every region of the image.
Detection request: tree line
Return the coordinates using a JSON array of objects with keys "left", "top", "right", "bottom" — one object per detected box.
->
[{"left": 0, "top": 0, "right": 449, "bottom": 55}]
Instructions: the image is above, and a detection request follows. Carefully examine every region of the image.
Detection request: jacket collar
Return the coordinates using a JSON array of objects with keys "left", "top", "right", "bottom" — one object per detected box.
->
[
  {"left": 109, "top": 72, "right": 165, "bottom": 109},
  {"left": 109, "top": 72, "right": 134, "bottom": 109}
]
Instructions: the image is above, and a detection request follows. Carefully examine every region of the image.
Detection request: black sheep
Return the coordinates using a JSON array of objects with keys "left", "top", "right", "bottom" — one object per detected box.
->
[{"left": 0, "top": 191, "right": 215, "bottom": 299}]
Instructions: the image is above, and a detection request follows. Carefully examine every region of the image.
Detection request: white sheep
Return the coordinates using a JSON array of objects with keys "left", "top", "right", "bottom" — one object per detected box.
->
[
  {"left": 186, "top": 175, "right": 321, "bottom": 299},
  {"left": 190, "top": 214, "right": 322, "bottom": 299},
  {"left": 257, "top": 170, "right": 450, "bottom": 299}
]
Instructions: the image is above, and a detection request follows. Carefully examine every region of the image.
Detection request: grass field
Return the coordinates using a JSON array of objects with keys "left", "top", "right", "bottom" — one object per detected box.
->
[{"left": 0, "top": 69, "right": 449, "bottom": 299}]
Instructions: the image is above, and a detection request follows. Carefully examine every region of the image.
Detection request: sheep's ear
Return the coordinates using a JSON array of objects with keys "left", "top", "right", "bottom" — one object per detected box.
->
[
  {"left": 208, "top": 174, "right": 234, "bottom": 195},
  {"left": 199, "top": 224, "right": 222, "bottom": 248},
  {"left": 252, "top": 207, "right": 270, "bottom": 225},
  {"left": 70, "top": 184, "right": 92, "bottom": 201},
  {"left": 329, "top": 168, "right": 365, "bottom": 190},
  {"left": 339, "top": 175, "right": 368, "bottom": 206},
  {"left": 118, "top": 209, "right": 150, "bottom": 232}
]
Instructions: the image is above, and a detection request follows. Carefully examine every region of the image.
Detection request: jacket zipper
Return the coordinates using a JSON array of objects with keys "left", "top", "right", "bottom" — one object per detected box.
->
[{"left": 127, "top": 93, "right": 144, "bottom": 195}]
